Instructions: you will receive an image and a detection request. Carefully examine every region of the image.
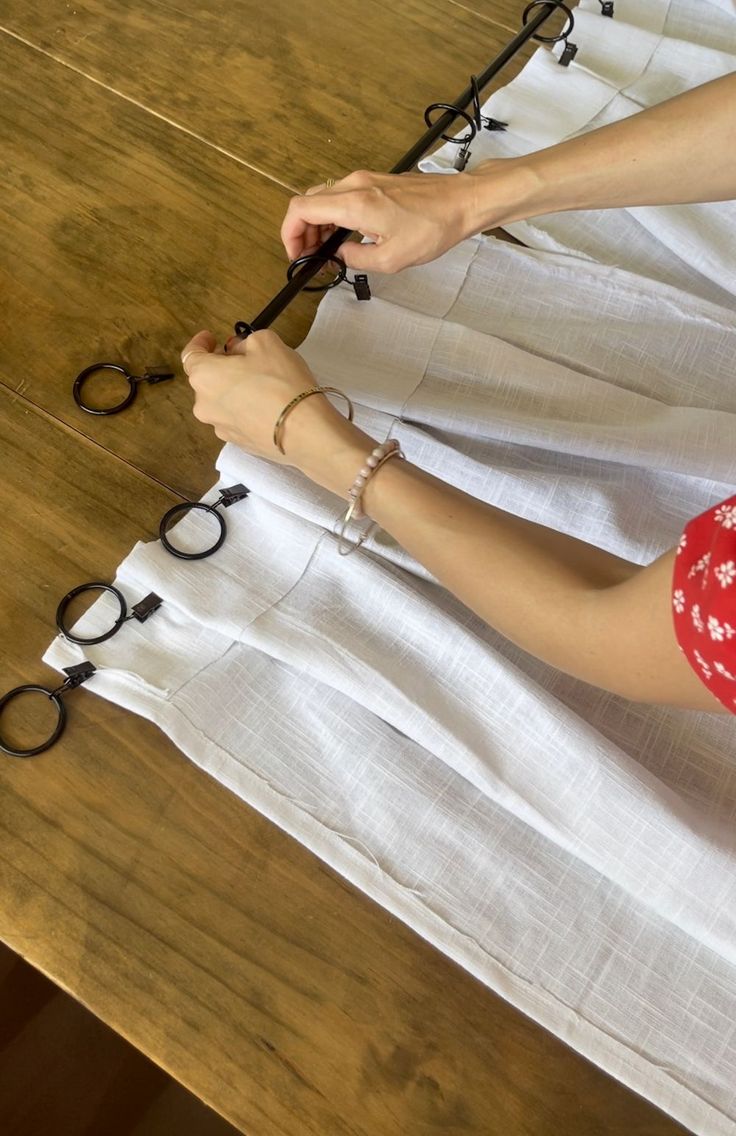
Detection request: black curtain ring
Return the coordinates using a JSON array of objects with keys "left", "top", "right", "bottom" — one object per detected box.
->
[
  {"left": 56, "top": 583, "right": 127, "bottom": 645},
  {"left": 423, "top": 103, "right": 476, "bottom": 145},
  {"left": 73, "top": 363, "right": 137, "bottom": 415},
  {"left": 521, "top": 0, "right": 575, "bottom": 43},
  {"left": 159, "top": 501, "right": 227, "bottom": 560},
  {"left": 286, "top": 254, "right": 348, "bottom": 292},
  {"left": 0, "top": 684, "right": 66, "bottom": 758}
]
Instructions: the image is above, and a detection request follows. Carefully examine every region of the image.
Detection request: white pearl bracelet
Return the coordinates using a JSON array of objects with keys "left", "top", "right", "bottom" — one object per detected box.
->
[{"left": 337, "top": 439, "right": 404, "bottom": 557}]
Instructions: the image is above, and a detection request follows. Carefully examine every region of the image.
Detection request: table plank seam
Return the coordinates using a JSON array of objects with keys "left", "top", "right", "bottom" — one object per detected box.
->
[
  {"left": 0, "top": 378, "right": 187, "bottom": 503},
  {"left": 0, "top": 22, "right": 299, "bottom": 195},
  {"left": 449, "top": 0, "right": 520, "bottom": 34}
]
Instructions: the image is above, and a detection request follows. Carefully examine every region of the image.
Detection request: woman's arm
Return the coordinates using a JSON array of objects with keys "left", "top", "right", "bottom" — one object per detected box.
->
[
  {"left": 468, "top": 72, "right": 736, "bottom": 229},
  {"left": 183, "top": 330, "right": 726, "bottom": 714},
  {"left": 298, "top": 432, "right": 725, "bottom": 712},
  {"left": 281, "top": 73, "right": 736, "bottom": 274}
]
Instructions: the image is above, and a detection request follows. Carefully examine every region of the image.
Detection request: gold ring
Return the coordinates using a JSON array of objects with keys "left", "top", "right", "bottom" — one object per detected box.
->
[{"left": 325, "top": 178, "right": 336, "bottom": 189}]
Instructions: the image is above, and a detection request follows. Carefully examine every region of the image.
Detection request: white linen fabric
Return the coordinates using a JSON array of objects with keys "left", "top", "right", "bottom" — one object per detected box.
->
[{"left": 45, "top": 4, "right": 736, "bottom": 1133}]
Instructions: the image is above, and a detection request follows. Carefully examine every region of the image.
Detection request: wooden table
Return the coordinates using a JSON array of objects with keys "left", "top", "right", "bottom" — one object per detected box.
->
[{"left": 0, "top": 3, "right": 690, "bottom": 1133}]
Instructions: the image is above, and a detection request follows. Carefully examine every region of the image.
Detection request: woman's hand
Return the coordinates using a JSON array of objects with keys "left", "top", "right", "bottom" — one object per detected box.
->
[
  {"left": 181, "top": 329, "right": 374, "bottom": 493},
  {"left": 281, "top": 170, "right": 483, "bottom": 275}
]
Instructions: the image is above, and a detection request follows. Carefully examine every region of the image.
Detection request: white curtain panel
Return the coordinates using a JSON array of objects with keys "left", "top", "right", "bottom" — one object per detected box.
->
[{"left": 46, "top": 4, "right": 736, "bottom": 1133}]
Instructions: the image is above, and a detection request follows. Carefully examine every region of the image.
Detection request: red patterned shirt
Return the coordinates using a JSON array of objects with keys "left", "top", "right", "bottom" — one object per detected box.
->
[{"left": 671, "top": 494, "right": 736, "bottom": 713}]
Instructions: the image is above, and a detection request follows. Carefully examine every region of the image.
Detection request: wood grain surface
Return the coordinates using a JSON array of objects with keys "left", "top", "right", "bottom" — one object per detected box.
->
[
  {"left": 0, "top": 0, "right": 540, "bottom": 191},
  {"left": 0, "top": 3, "right": 693, "bottom": 1135},
  {"left": 0, "top": 32, "right": 316, "bottom": 500}
]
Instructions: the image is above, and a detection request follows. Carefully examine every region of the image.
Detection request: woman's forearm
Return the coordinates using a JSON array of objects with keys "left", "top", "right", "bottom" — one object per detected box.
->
[
  {"left": 299, "top": 436, "right": 718, "bottom": 709},
  {"left": 301, "top": 429, "right": 643, "bottom": 684},
  {"left": 467, "top": 72, "right": 736, "bottom": 229}
]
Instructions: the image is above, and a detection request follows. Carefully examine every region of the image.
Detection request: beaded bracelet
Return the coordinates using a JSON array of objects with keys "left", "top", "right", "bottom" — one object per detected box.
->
[{"left": 337, "top": 439, "right": 404, "bottom": 557}]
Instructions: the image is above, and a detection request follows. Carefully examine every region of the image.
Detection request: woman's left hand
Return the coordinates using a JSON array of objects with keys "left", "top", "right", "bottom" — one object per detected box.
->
[{"left": 181, "top": 328, "right": 373, "bottom": 492}]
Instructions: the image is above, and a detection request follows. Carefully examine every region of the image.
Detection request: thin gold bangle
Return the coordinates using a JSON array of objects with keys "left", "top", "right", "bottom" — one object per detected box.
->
[{"left": 273, "top": 386, "right": 354, "bottom": 455}]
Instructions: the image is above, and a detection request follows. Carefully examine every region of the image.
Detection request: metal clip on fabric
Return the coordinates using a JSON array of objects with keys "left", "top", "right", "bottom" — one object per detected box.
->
[
  {"left": 73, "top": 363, "right": 175, "bottom": 415},
  {"left": 0, "top": 662, "right": 96, "bottom": 757},
  {"left": 56, "top": 583, "right": 163, "bottom": 646},
  {"left": 425, "top": 73, "right": 511, "bottom": 172},
  {"left": 471, "top": 74, "right": 508, "bottom": 134},
  {"left": 159, "top": 483, "right": 250, "bottom": 560}
]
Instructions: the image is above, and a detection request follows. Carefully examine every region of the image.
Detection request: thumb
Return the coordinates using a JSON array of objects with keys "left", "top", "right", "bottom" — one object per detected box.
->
[{"left": 181, "top": 329, "right": 217, "bottom": 374}]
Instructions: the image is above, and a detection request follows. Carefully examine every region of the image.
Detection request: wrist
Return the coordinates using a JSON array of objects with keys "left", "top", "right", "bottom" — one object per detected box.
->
[
  {"left": 460, "top": 156, "right": 547, "bottom": 232},
  {"left": 283, "top": 400, "right": 378, "bottom": 497}
]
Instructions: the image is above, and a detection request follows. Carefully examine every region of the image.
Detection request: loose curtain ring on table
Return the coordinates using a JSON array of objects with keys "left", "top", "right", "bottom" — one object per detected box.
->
[{"left": 73, "top": 363, "right": 175, "bottom": 415}]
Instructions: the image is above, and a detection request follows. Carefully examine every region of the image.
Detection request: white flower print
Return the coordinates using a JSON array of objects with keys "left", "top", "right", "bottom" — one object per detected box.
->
[
  {"left": 715, "top": 560, "right": 736, "bottom": 589},
  {"left": 715, "top": 504, "right": 736, "bottom": 529},
  {"left": 691, "top": 604, "right": 705, "bottom": 633},
  {"left": 672, "top": 589, "right": 686, "bottom": 614},
  {"left": 693, "top": 649, "right": 712, "bottom": 680},
  {"left": 714, "top": 661, "right": 736, "bottom": 681},
  {"left": 677, "top": 533, "right": 687, "bottom": 556},
  {"left": 707, "top": 616, "right": 736, "bottom": 642},
  {"left": 688, "top": 552, "right": 711, "bottom": 580}
]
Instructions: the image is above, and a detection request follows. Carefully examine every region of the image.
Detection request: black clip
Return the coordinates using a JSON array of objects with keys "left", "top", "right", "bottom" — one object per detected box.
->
[
  {"left": 471, "top": 74, "right": 507, "bottom": 134},
  {"left": 131, "top": 592, "right": 163, "bottom": 623},
  {"left": 600, "top": 1, "right": 614, "bottom": 14},
  {"left": 559, "top": 40, "right": 578, "bottom": 66},
  {"left": 51, "top": 662, "right": 97, "bottom": 697},
  {"left": 217, "top": 484, "right": 250, "bottom": 508},
  {"left": 481, "top": 117, "right": 508, "bottom": 132},
  {"left": 352, "top": 274, "right": 371, "bottom": 301},
  {"left": 142, "top": 369, "right": 175, "bottom": 384},
  {"left": 454, "top": 144, "right": 471, "bottom": 171}
]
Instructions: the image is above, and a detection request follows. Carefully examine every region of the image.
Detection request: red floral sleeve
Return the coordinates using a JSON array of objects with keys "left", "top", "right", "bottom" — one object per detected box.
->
[{"left": 671, "top": 493, "right": 736, "bottom": 712}]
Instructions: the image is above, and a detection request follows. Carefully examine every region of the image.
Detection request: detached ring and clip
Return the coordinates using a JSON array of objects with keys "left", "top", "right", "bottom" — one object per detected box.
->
[{"left": 73, "top": 363, "right": 175, "bottom": 415}]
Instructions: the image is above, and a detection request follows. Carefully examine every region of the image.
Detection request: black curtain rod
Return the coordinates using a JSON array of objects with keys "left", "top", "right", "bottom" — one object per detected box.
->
[{"left": 231, "top": 1, "right": 571, "bottom": 342}]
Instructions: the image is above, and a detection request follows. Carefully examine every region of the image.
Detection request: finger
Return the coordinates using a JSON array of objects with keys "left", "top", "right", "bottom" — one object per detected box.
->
[
  {"left": 281, "top": 193, "right": 356, "bottom": 261},
  {"left": 225, "top": 333, "right": 250, "bottom": 357},
  {"left": 181, "top": 329, "right": 217, "bottom": 374}
]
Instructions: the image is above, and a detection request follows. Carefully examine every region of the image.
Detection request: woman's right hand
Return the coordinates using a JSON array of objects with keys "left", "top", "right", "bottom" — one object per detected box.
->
[{"left": 280, "top": 169, "right": 485, "bottom": 275}]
